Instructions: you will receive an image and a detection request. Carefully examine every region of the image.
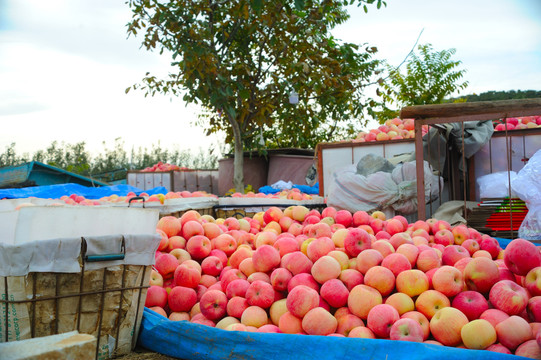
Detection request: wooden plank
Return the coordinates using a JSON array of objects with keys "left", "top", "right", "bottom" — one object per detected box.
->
[
  {"left": 317, "top": 146, "right": 324, "bottom": 197},
  {"left": 401, "top": 98, "right": 541, "bottom": 120},
  {"left": 415, "top": 119, "right": 426, "bottom": 220},
  {"left": 0, "top": 331, "right": 96, "bottom": 360}
]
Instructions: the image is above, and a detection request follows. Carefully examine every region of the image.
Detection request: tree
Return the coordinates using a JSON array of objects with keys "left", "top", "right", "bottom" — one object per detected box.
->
[
  {"left": 126, "top": 0, "right": 385, "bottom": 191},
  {"left": 374, "top": 43, "right": 469, "bottom": 121}
]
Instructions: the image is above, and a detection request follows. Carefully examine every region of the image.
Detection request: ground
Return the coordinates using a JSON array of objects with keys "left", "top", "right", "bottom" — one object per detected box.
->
[{"left": 114, "top": 347, "right": 180, "bottom": 360}]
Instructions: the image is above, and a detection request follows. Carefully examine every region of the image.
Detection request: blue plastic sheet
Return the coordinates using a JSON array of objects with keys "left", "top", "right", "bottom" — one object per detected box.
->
[
  {"left": 258, "top": 182, "right": 320, "bottom": 195},
  {"left": 495, "top": 237, "right": 512, "bottom": 249},
  {"left": 138, "top": 308, "right": 523, "bottom": 360},
  {"left": 0, "top": 183, "right": 168, "bottom": 200}
]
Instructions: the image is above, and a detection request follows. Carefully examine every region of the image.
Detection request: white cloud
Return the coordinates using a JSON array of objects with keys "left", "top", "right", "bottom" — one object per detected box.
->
[
  {"left": 1, "top": 0, "right": 539, "bottom": 158},
  {"left": 334, "top": 0, "right": 541, "bottom": 94}
]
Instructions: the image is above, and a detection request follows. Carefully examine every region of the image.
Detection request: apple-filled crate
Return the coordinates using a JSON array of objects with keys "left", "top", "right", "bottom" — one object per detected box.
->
[{"left": 146, "top": 206, "right": 541, "bottom": 358}]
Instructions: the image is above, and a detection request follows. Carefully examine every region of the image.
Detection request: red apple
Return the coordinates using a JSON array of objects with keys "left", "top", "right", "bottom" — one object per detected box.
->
[
  {"left": 306, "top": 236, "right": 335, "bottom": 263},
  {"left": 390, "top": 317, "right": 424, "bottom": 342},
  {"left": 334, "top": 209, "right": 353, "bottom": 227},
  {"left": 245, "top": 280, "right": 275, "bottom": 309},
  {"left": 452, "top": 290, "right": 489, "bottom": 321},
  {"left": 395, "top": 269, "right": 429, "bottom": 298},
  {"left": 451, "top": 224, "right": 470, "bottom": 245},
  {"left": 401, "top": 311, "right": 430, "bottom": 341},
  {"left": 364, "top": 266, "right": 396, "bottom": 297},
  {"left": 495, "top": 315, "right": 533, "bottom": 350},
  {"left": 504, "top": 238, "right": 541, "bottom": 276},
  {"left": 431, "top": 265, "right": 463, "bottom": 297},
  {"left": 347, "top": 284, "right": 382, "bottom": 320},
  {"left": 356, "top": 249, "right": 384, "bottom": 274},
  {"left": 302, "top": 307, "right": 338, "bottom": 336},
  {"left": 286, "top": 284, "right": 319, "bottom": 318},
  {"left": 311, "top": 255, "right": 341, "bottom": 284},
  {"left": 434, "top": 229, "right": 454, "bottom": 247},
  {"left": 199, "top": 289, "right": 228, "bottom": 320},
  {"left": 185, "top": 234, "right": 212, "bottom": 260},
  {"left": 429, "top": 307, "right": 469, "bottom": 346},
  {"left": 515, "top": 339, "right": 541, "bottom": 359},
  {"left": 461, "top": 239, "right": 480, "bottom": 256},
  {"left": 366, "top": 304, "right": 400, "bottom": 338},
  {"left": 525, "top": 266, "right": 541, "bottom": 296},
  {"left": 145, "top": 285, "right": 168, "bottom": 308},
  {"left": 174, "top": 263, "right": 201, "bottom": 289},
  {"left": 226, "top": 296, "right": 249, "bottom": 318},
  {"left": 149, "top": 269, "right": 164, "bottom": 287},
  {"left": 280, "top": 251, "right": 313, "bottom": 276},
  {"left": 343, "top": 228, "right": 372, "bottom": 257},
  {"left": 154, "top": 253, "right": 180, "bottom": 279},
  {"left": 527, "top": 296, "right": 541, "bottom": 322},
  {"left": 168, "top": 286, "right": 197, "bottom": 312},
  {"left": 480, "top": 308, "right": 510, "bottom": 328},
  {"left": 336, "top": 314, "right": 364, "bottom": 337},
  {"left": 352, "top": 210, "right": 371, "bottom": 226},
  {"left": 225, "top": 278, "right": 250, "bottom": 298},
  {"left": 339, "top": 269, "right": 364, "bottom": 291},
  {"left": 381, "top": 252, "right": 412, "bottom": 277},
  {"left": 414, "top": 290, "right": 450, "bottom": 320},
  {"left": 287, "top": 273, "right": 319, "bottom": 292},
  {"left": 441, "top": 245, "right": 470, "bottom": 266},
  {"left": 416, "top": 248, "right": 441, "bottom": 272},
  {"left": 252, "top": 244, "right": 281, "bottom": 273},
  {"left": 463, "top": 256, "right": 500, "bottom": 294},
  {"left": 201, "top": 255, "right": 223, "bottom": 276},
  {"left": 489, "top": 279, "right": 530, "bottom": 316},
  {"left": 479, "top": 237, "right": 500, "bottom": 259}
]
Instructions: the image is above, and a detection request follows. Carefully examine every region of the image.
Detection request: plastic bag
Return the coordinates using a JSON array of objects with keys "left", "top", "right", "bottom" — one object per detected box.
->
[
  {"left": 326, "top": 165, "right": 397, "bottom": 217},
  {"left": 511, "top": 149, "right": 541, "bottom": 240},
  {"left": 326, "top": 159, "right": 443, "bottom": 216},
  {"left": 391, "top": 161, "right": 443, "bottom": 214},
  {"left": 477, "top": 171, "right": 517, "bottom": 199}
]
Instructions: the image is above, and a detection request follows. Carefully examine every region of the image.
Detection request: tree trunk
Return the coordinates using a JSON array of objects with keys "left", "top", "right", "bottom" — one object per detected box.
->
[{"left": 228, "top": 114, "right": 244, "bottom": 193}]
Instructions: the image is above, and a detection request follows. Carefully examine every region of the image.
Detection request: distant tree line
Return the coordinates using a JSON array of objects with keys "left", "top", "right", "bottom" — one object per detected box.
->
[
  {"left": 0, "top": 138, "right": 221, "bottom": 183},
  {"left": 450, "top": 90, "right": 541, "bottom": 103}
]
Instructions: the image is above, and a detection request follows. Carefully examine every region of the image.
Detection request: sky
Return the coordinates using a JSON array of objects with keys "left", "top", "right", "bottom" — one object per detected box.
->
[{"left": 1, "top": 0, "right": 540, "bottom": 157}]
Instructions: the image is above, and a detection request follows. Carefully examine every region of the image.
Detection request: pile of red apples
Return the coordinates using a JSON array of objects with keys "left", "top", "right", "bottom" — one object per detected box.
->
[
  {"left": 146, "top": 206, "right": 541, "bottom": 358},
  {"left": 141, "top": 161, "right": 190, "bottom": 172},
  {"left": 56, "top": 190, "right": 217, "bottom": 206},
  {"left": 353, "top": 118, "right": 429, "bottom": 142},
  {"left": 228, "top": 188, "right": 316, "bottom": 201},
  {"left": 494, "top": 116, "right": 541, "bottom": 132}
]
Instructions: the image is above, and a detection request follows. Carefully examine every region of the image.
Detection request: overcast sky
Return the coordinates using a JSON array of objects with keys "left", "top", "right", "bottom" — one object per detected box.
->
[{"left": 1, "top": 0, "right": 540, "bottom": 157}]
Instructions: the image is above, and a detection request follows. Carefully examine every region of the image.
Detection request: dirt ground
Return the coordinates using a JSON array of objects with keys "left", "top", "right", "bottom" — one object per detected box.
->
[{"left": 113, "top": 347, "right": 180, "bottom": 360}]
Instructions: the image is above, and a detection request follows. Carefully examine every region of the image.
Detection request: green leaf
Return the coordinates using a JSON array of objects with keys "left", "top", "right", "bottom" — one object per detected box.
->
[
  {"left": 239, "top": 89, "right": 250, "bottom": 99},
  {"left": 250, "top": 0, "right": 262, "bottom": 14},
  {"left": 294, "top": 0, "right": 305, "bottom": 11}
]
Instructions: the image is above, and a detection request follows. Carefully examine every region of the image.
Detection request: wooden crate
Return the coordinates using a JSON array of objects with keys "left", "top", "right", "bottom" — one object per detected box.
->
[
  {"left": 0, "top": 236, "right": 155, "bottom": 360},
  {"left": 126, "top": 169, "right": 219, "bottom": 195}
]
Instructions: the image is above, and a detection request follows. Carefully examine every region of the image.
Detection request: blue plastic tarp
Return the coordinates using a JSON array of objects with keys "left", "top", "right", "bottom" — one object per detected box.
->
[
  {"left": 0, "top": 183, "right": 168, "bottom": 200},
  {"left": 138, "top": 308, "right": 523, "bottom": 360},
  {"left": 258, "top": 182, "right": 320, "bottom": 195}
]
